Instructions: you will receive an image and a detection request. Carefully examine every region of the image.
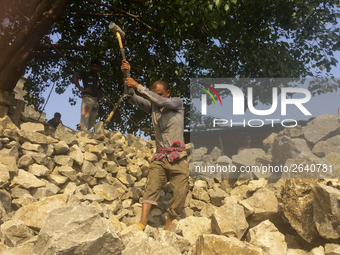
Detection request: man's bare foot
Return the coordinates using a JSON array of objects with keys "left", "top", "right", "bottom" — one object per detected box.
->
[
  {"left": 164, "top": 213, "right": 176, "bottom": 230},
  {"left": 139, "top": 219, "right": 148, "bottom": 228},
  {"left": 139, "top": 202, "right": 152, "bottom": 229}
]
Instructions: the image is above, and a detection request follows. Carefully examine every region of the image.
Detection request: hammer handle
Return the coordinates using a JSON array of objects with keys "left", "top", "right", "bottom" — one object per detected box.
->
[
  {"left": 116, "top": 32, "right": 133, "bottom": 95},
  {"left": 120, "top": 48, "right": 130, "bottom": 78},
  {"left": 119, "top": 47, "right": 133, "bottom": 95},
  {"left": 116, "top": 32, "right": 123, "bottom": 48}
]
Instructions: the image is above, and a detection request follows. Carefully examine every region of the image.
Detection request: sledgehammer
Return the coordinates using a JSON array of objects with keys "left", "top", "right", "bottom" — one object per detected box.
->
[
  {"left": 109, "top": 23, "right": 130, "bottom": 79},
  {"left": 104, "top": 23, "right": 131, "bottom": 128}
]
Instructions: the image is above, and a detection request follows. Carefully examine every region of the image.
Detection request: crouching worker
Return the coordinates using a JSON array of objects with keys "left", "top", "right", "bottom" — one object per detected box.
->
[
  {"left": 121, "top": 60, "right": 189, "bottom": 230},
  {"left": 47, "top": 112, "right": 63, "bottom": 129}
]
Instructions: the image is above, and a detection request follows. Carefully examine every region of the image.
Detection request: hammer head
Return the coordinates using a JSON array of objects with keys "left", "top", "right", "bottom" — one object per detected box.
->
[{"left": 109, "top": 23, "right": 125, "bottom": 38}]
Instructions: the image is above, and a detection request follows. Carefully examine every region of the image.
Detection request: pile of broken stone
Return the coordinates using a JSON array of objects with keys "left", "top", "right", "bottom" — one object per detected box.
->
[{"left": 0, "top": 114, "right": 340, "bottom": 254}]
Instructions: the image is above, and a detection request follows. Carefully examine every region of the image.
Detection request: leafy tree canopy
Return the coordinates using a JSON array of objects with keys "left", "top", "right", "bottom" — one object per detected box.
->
[{"left": 1, "top": 0, "right": 340, "bottom": 134}]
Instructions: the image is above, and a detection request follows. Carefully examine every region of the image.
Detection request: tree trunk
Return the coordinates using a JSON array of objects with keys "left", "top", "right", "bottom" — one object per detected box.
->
[{"left": 0, "top": 0, "right": 70, "bottom": 116}]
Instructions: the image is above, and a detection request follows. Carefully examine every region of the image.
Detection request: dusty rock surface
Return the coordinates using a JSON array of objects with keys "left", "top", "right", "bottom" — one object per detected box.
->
[{"left": 0, "top": 114, "right": 339, "bottom": 254}]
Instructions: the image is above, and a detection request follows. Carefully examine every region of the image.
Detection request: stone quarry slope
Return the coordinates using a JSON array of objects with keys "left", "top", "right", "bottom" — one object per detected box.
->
[{"left": 0, "top": 115, "right": 340, "bottom": 254}]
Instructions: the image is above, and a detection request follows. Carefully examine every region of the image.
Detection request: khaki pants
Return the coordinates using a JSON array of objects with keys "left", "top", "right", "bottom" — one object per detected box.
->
[
  {"left": 142, "top": 158, "right": 189, "bottom": 217},
  {"left": 80, "top": 96, "right": 98, "bottom": 130}
]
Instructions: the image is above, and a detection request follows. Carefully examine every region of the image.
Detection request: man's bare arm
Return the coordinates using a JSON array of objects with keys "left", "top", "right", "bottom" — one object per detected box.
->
[{"left": 71, "top": 74, "right": 90, "bottom": 93}]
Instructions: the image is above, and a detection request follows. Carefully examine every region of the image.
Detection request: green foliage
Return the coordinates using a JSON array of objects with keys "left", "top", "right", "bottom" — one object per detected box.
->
[{"left": 17, "top": 0, "right": 340, "bottom": 133}]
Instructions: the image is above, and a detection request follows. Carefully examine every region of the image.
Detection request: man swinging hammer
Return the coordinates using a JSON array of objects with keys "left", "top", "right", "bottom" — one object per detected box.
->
[{"left": 121, "top": 60, "right": 189, "bottom": 230}]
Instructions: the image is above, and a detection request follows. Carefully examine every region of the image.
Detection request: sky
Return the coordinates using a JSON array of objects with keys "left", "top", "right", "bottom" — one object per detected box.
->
[{"left": 41, "top": 51, "right": 340, "bottom": 139}]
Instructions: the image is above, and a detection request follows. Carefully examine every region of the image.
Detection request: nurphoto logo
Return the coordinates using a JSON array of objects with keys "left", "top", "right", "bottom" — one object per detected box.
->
[
  {"left": 199, "top": 83, "right": 311, "bottom": 116},
  {"left": 194, "top": 79, "right": 312, "bottom": 128}
]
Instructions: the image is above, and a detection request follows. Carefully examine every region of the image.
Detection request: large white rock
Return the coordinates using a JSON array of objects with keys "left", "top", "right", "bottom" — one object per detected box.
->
[
  {"left": 1, "top": 219, "right": 34, "bottom": 247},
  {"left": 287, "top": 248, "right": 308, "bottom": 255},
  {"left": 232, "top": 148, "right": 266, "bottom": 167},
  {"left": 10, "top": 169, "right": 46, "bottom": 189},
  {"left": 313, "top": 183, "right": 340, "bottom": 240},
  {"left": 309, "top": 246, "right": 325, "bottom": 255},
  {"left": 242, "top": 187, "right": 279, "bottom": 226},
  {"left": 119, "top": 223, "right": 145, "bottom": 247},
  {"left": 211, "top": 200, "right": 248, "bottom": 239},
  {"left": 54, "top": 155, "right": 73, "bottom": 166},
  {"left": 18, "top": 129, "right": 58, "bottom": 144},
  {"left": 31, "top": 205, "right": 123, "bottom": 255},
  {"left": 54, "top": 140, "right": 69, "bottom": 154},
  {"left": 93, "top": 183, "right": 119, "bottom": 201},
  {"left": 325, "top": 243, "right": 340, "bottom": 255},
  {"left": 81, "top": 160, "right": 98, "bottom": 176},
  {"left": 0, "top": 155, "right": 18, "bottom": 176},
  {"left": 20, "top": 122, "right": 45, "bottom": 134},
  {"left": 271, "top": 136, "right": 313, "bottom": 166},
  {"left": 55, "top": 125, "right": 78, "bottom": 146},
  {"left": 156, "top": 228, "right": 191, "bottom": 254},
  {"left": 303, "top": 114, "right": 340, "bottom": 145},
  {"left": 263, "top": 132, "right": 277, "bottom": 153},
  {"left": 57, "top": 165, "right": 77, "bottom": 181},
  {"left": 69, "top": 144, "right": 84, "bottom": 165},
  {"left": 122, "top": 233, "right": 180, "bottom": 255},
  {"left": 28, "top": 163, "right": 51, "bottom": 177},
  {"left": 247, "top": 220, "right": 287, "bottom": 255},
  {"left": 196, "top": 234, "right": 264, "bottom": 255},
  {"left": 175, "top": 216, "right": 211, "bottom": 245},
  {"left": 281, "top": 179, "right": 319, "bottom": 243},
  {"left": 312, "top": 135, "right": 340, "bottom": 158},
  {"left": 0, "top": 163, "right": 10, "bottom": 188},
  {"left": 21, "top": 142, "right": 44, "bottom": 153},
  {"left": 11, "top": 193, "right": 37, "bottom": 210},
  {"left": 0, "top": 116, "right": 19, "bottom": 131},
  {"left": 11, "top": 194, "right": 69, "bottom": 231},
  {"left": 192, "top": 186, "right": 210, "bottom": 202},
  {"left": 17, "top": 155, "right": 34, "bottom": 168},
  {"left": 116, "top": 168, "right": 136, "bottom": 187}
]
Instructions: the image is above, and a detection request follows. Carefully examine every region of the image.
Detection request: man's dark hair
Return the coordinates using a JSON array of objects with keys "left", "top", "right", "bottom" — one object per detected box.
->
[
  {"left": 91, "top": 59, "right": 101, "bottom": 67},
  {"left": 150, "top": 80, "right": 169, "bottom": 91},
  {"left": 54, "top": 112, "right": 61, "bottom": 118}
]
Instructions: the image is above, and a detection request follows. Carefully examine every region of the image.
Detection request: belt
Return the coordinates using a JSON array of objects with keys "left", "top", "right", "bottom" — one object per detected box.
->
[{"left": 83, "top": 95, "right": 98, "bottom": 100}]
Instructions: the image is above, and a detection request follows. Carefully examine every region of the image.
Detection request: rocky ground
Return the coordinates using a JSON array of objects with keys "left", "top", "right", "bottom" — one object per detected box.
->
[{"left": 0, "top": 114, "right": 340, "bottom": 254}]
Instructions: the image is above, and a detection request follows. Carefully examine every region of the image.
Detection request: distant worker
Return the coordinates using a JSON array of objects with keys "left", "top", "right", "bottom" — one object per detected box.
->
[
  {"left": 237, "top": 134, "right": 251, "bottom": 154},
  {"left": 71, "top": 59, "right": 103, "bottom": 130},
  {"left": 47, "top": 112, "right": 63, "bottom": 129}
]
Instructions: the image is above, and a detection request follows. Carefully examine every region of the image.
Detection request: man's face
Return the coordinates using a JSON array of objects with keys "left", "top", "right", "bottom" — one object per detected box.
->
[
  {"left": 91, "top": 63, "right": 100, "bottom": 74},
  {"left": 151, "top": 84, "right": 170, "bottom": 98}
]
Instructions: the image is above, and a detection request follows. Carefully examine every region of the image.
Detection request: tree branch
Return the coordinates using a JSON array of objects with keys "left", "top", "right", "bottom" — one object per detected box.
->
[
  {"left": 121, "top": 0, "right": 147, "bottom": 5},
  {"left": 34, "top": 44, "right": 114, "bottom": 51},
  {"left": 83, "top": 0, "right": 159, "bottom": 32},
  {"left": 68, "top": 7, "right": 126, "bottom": 17},
  {"left": 30, "top": 52, "right": 84, "bottom": 66},
  {"left": 0, "top": 0, "right": 71, "bottom": 93}
]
